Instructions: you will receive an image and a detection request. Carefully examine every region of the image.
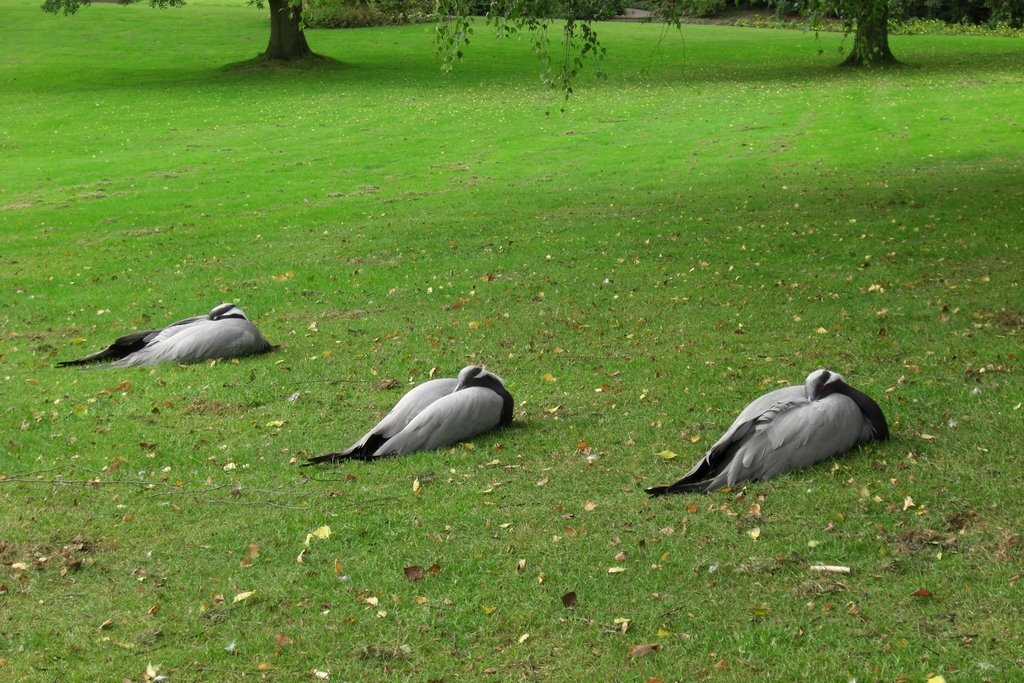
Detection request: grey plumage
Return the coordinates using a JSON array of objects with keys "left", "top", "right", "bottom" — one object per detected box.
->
[
  {"left": 645, "top": 369, "right": 889, "bottom": 495},
  {"left": 304, "top": 365, "right": 513, "bottom": 465},
  {"left": 58, "top": 303, "right": 275, "bottom": 368}
]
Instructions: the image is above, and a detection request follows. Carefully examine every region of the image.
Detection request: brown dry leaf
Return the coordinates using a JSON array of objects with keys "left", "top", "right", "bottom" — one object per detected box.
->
[
  {"left": 516, "top": 558, "right": 527, "bottom": 572},
  {"left": 748, "top": 503, "right": 762, "bottom": 516},
  {"left": 334, "top": 559, "right": 342, "bottom": 576},
  {"left": 428, "top": 563, "right": 441, "bottom": 575},
  {"left": 146, "top": 604, "right": 161, "bottom": 615},
  {"left": 607, "top": 566, "right": 626, "bottom": 574},
  {"left": 583, "top": 501, "right": 597, "bottom": 512},
  {"left": 561, "top": 591, "right": 577, "bottom": 607},
  {"left": 627, "top": 643, "right": 660, "bottom": 659},
  {"left": 404, "top": 565, "right": 425, "bottom": 582},
  {"left": 714, "top": 659, "right": 728, "bottom": 669},
  {"left": 98, "top": 618, "right": 113, "bottom": 630},
  {"left": 536, "top": 477, "right": 549, "bottom": 487},
  {"left": 363, "top": 596, "right": 379, "bottom": 606},
  {"left": 685, "top": 503, "right": 699, "bottom": 513},
  {"left": 541, "top": 373, "right": 556, "bottom": 382},
  {"left": 256, "top": 663, "right": 272, "bottom": 671},
  {"left": 247, "top": 543, "right": 260, "bottom": 559},
  {"left": 239, "top": 556, "right": 252, "bottom": 569},
  {"left": 910, "top": 587, "right": 933, "bottom": 598},
  {"left": 614, "top": 551, "right": 626, "bottom": 562},
  {"left": 275, "top": 632, "right": 293, "bottom": 646}
]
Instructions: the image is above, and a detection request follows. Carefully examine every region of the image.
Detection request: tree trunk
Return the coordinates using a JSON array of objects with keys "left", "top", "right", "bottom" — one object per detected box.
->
[
  {"left": 842, "top": 0, "right": 897, "bottom": 66},
  {"left": 262, "top": 0, "right": 313, "bottom": 61}
]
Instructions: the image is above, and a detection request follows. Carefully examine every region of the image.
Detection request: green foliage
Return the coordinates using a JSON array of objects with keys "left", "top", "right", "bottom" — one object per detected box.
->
[{"left": 304, "top": 0, "right": 433, "bottom": 28}]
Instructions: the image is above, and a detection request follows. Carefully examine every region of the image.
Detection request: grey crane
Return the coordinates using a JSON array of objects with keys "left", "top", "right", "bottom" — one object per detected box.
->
[
  {"left": 58, "top": 303, "right": 276, "bottom": 368},
  {"left": 645, "top": 369, "right": 889, "bottom": 495},
  {"left": 304, "top": 365, "right": 513, "bottom": 465}
]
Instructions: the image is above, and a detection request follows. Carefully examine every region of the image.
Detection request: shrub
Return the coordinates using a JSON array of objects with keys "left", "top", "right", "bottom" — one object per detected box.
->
[{"left": 304, "top": 0, "right": 434, "bottom": 28}]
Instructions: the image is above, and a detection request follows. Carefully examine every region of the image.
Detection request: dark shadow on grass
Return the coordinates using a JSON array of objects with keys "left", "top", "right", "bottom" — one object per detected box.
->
[{"left": 221, "top": 51, "right": 348, "bottom": 74}]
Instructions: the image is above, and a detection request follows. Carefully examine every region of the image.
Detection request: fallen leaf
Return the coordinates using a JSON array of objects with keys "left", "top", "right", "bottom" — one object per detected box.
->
[
  {"left": 265, "top": 420, "right": 285, "bottom": 428},
  {"left": 925, "top": 677, "right": 946, "bottom": 683},
  {"left": 256, "top": 662, "right": 272, "bottom": 671},
  {"left": 656, "top": 450, "right": 677, "bottom": 460},
  {"left": 541, "top": 373, "right": 556, "bottom": 382},
  {"left": 714, "top": 659, "right": 728, "bottom": 669},
  {"left": 517, "top": 633, "right": 530, "bottom": 644},
  {"left": 627, "top": 643, "right": 660, "bottom": 659},
  {"left": 413, "top": 477, "right": 422, "bottom": 495},
  {"left": 920, "top": 433, "right": 936, "bottom": 441},
  {"left": 903, "top": 496, "right": 915, "bottom": 511},
  {"left": 561, "top": 591, "right": 577, "bottom": 607},
  {"left": 685, "top": 503, "right": 699, "bottom": 513},
  {"left": 275, "top": 632, "right": 293, "bottom": 646},
  {"left": 748, "top": 503, "right": 762, "bottom": 516},
  {"left": 516, "top": 558, "right": 526, "bottom": 572},
  {"left": 98, "top": 618, "right": 113, "bottom": 630},
  {"left": 608, "top": 566, "right": 626, "bottom": 574},
  {"left": 233, "top": 591, "right": 255, "bottom": 603},
  {"left": 312, "top": 670, "right": 330, "bottom": 680},
  {"left": 536, "top": 477, "right": 549, "bottom": 487},
  {"left": 414, "top": 596, "right": 429, "bottom": 605},
  {"left": 749, "top": 528, "right": 761, "bottom": 540},
  {"left": 334, "top": 559, "right": 342, "bottom": 576},
  {"left": 404, "top": 565, "right": 425, "bottom": 582},
  {"left": 363, "top": 596, "right": 379, "bottom": 606},
  {"left": 247, "top": 543, "right": 260, "bottom": 559},
  {"left": 657, "top": 627, "right": 673, "bottom": 638},
  {"left": 482, "top": 606, "right": 497, "bottom": 615},
  {"left": 614, "top": 551, "right": 626, "bottom": 561},
  {"left": 911, "top": 588, "right": 933, "bottom": 598},
  {"left": 583, "top": 501, "right": 597, "bottom": 512}
]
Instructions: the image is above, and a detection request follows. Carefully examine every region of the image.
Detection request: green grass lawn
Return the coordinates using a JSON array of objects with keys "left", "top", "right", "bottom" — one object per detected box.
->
[{"left": 1, "top": 0, "right": 1022, "bottom": 680}]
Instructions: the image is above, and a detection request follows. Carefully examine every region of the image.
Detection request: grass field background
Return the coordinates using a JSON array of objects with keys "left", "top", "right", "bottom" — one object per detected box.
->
[{"left": 1, "top": 0, "right": 1022, "bottom": 680}]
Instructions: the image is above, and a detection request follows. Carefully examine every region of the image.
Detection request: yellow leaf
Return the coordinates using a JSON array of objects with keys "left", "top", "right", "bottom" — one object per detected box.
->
[
  {"left": 414, "top": 596, "right": 429, "bottom": 605},
  {"left": 541, "top": 373, "right": 556, "bottom": 382},
  {"left": 413, "top": 477, "right": 422, "bottom": 495},
  {"left": 903, "top": 496, "right": 915, "bottom": 511},
  {"left": 926, "top": 677, "right": 946, "bottom": 683},
  {"left": 483, "top": 606, "right": 497, "bottom": 615},
  {"left": 544, "top": 405, "right": 561, "bottom": 414},
  {"left": 364, "top": 596, "right": 379, "bottom": 606},
  {"left": 657, "top": 450, "right": 677, "bottom": 460},
  {"left": 920, "top": 433, "right": 936, "bottom": 441},
  {"left": 468, "top": 321, "right": 480, "bottom": 329},
  {"left": 265, "top": 420, "right": 285, "bottom": 428},
  {"left": 688, "top": 434, "right": 702, "bottom": 443},
  {"left": 311, "top": 525, "right": 331, "bottom": 540},
  {"left": 657, "top": 627, "right": 673, "bottom": 638},
  {"left": 517, "top": 633, "right": 530, "bottom": 644},
  {"left": 232, "top": 590, "right": 255, "bottom": 603},
  {"left": 583, "top": 501, "right": 597, "bottom": 511},
  {"left": 749, "top": 527, "right": 762, "bottom": 540},
  {"left": 608, "top": 566, "right": 626, "bottom": 574},
  {"left": 256, "top": 663, "right": 272, "bottom": 671},
  {"left": 815, "top": 327, "right": 828, "bottom": 334}
]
